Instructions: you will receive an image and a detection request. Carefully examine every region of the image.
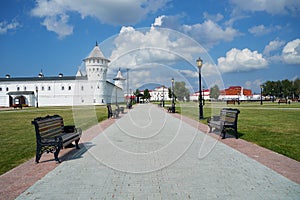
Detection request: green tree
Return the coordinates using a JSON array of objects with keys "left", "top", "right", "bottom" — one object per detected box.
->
[
  {"left": 262, "top": 78, "right": 300, "bottom": 99},
  {"left": 143, "top": 89, "right": 151, "bottom": 100},
  {"left": 174, "top": 81, "right": 190, "bottom": 101},
  {"left": 210, "top": 85, "right": 220, "bottom": 100},
  {"left": 134, "top": 89, "right": 140, "bottom": 96}
]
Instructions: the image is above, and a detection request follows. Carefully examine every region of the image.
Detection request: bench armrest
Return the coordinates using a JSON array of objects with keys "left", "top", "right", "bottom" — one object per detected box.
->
[
  {"left": 64, "top": 125, "right": 75, "bottom": 133},
  {"left": 208, "top": 115, "right": 220, "bottom": 121}
]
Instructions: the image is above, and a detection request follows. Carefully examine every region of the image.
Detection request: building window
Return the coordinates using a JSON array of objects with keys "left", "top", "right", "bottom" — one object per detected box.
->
[
  {"left": 0, "top": 87, "right": 2, "bottom": 91},
  {"left": 41, "top": 86, "right": 45, "bottom": 91},
  {"left": 62, "top": 86, "right": 65, "bottom": 90},
  {"left": 6, "top": 87, "right": 9, "bottom": 91},
  {"left": 48, "top": 86, "right": 51, "bottom": 91},
  {"left": 17, "top": 87, "right": 20, "bottom": 91},
  {"left": 24, "top": 86, "right": 27, "bottom": 91},
  {"left": 81, "top": 86, "right": 84, "bottom": 91},
  {"left": 68, "top": 86, "right": 71, "bottom": 90}
]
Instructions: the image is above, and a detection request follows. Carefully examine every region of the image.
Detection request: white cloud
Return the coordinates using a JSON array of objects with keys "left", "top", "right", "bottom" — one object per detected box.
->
[
  {"left": 182, "top": 20, "right": 240, "bottom": 49},
  {"left": 231, "top": 0, "right": 300, "bottom": 15},
  {"left": 178, "top": 70, "right": 198, "bottom": 78},
  {"left": 0, "top": 20, "right": 21, "bottom": 34},
  {"left": 41, "top": 14, "right": 73, "bottom": 39},
  {"left": 263, "top": 39, "right": 285, "bottom": 56},
  {"left": 31, "top": 0, "right": 170, "bottom": 37},
  {"left": 248, "top": 25, "right": 271, "bottom": 36},
  {"left": 152, "top": 15, "right": 241, "bottom": 49},
  {"left": 109, "top": 26, "right": 203, "bottom": 69},
  {"left": 217, "top": 48, "right": 268, "bottom": 73},
  {"left": 203, "top": 12, "right": 224, "bottom": 22},
  {"left": 282, "top": 38, "right": 300, "bottom": 64}
]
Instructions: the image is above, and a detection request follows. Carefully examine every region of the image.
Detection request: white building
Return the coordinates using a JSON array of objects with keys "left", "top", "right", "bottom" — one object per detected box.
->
[
  {"left": 139, "top": 86, "right": 171, "bottom": 102},
  {"left": 0, "top": 43, "right": 124, "bottom": 107}
]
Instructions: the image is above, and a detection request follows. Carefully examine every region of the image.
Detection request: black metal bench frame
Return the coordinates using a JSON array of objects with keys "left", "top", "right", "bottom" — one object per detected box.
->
[
  {"left": 116, "top": 105, "right": 125, "bottom": 114},
  {"left": 107, "top": 104, "right": 119, "bottom": 119},
  {"left": 207, "top": 108, "right": 240, "bottom": 139},
  {"left": 32, "top": 115, "right": 82, "bottom": 163}
]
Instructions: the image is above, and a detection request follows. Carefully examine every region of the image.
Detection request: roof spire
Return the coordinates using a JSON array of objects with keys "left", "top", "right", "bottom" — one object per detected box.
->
[{"left": 96, "top": 41, "right": 98, "bottom": 46}]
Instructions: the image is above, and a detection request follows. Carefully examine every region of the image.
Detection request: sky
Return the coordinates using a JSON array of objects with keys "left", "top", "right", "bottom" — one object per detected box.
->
[{"left": 0, "top": 0, "right": 299, "bottom": 93}]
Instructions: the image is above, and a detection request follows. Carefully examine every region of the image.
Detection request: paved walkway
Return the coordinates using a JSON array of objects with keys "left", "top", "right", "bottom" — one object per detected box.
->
[{"left": 14, "top": 104, "right": 300, "bottom": 199}]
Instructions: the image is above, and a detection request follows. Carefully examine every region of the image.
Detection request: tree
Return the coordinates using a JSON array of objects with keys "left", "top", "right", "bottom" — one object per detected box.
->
[
  {"left": 134, "top": 89, "right": 140, "bottom": 96},
  {"left": 210, "top": 85, "right": 220, "bottom": 100},
  {"left": 174, "top": 81, "right": 190, "bottom": 101},
  {"left": 262, "top": 79, "right": 300, "bottom": 99},
  {"left": 143, "top": 89, "right": 151, "bottom": 100}
]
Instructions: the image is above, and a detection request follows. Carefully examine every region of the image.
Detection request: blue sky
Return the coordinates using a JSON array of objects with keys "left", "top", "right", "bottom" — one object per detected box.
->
[{"left": 0, "top": 0, "right": 299, "bottom": 93}]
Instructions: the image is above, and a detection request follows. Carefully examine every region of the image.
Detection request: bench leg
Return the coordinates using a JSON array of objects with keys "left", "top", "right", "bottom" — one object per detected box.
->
[
  {"left": 35, "top": 145, "right": 42, "bottom": 163},
  {"left": 221, "top": 128, "right": 226, "bottom": 139},
  {"left": 54, "top": 146, "right": 61, "bottom": 163},
  {"left": 234, "top": 128, "right": 238, "bottom": 139},
  {"left": 75, "top": 139, "right": 80, "bottom": 149}
]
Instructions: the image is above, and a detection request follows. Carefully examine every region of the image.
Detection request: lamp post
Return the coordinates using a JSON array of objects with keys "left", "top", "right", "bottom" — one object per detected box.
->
[
  {"left": 260, "top": 85, "right": 263, "bottom": 105},
  {"left": 202, "top": 86, "right": 205, "bottom": 106},
  {"left": 162, "top": 86, "right": 165, "bottom": 107},
  {"left": 196, "top": 57, "right": 204, "bottom": 119},
  {"left": 35, "top": 87, "right": 39, "bottom": 108},
  {"left": 171, "top": 78, "right": 175, "bottom": 113}
]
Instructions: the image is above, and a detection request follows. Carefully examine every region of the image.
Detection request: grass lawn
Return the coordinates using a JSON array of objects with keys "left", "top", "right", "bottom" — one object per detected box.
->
[
  {"left": 175, "top": 101, "right": 300, "bottom": 162},
  {"left": 0, "top": 106, "right": 107, "bottom": 176}
]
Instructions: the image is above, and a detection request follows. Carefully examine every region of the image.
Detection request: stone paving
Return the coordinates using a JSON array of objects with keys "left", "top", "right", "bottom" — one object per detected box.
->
[{"left": 16, "top": 104, "right": 300, "bottom": 199}]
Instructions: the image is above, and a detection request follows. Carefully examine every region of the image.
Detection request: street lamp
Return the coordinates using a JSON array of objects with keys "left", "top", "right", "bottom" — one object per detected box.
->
[
  {"left": 196, "top": 57, "right": 204, "bottom": 119},
  {"left": 35, "top": 87, "right": 39, "bottom": 108},
  {"left": 260, "top": 85, "right": 263, "bottom": 105},
  {"left": 162, "top": 86, "right": 165, "bottom": 107},
  {"left": 171, "top": 78, "right": 175, "bottom": 113}
]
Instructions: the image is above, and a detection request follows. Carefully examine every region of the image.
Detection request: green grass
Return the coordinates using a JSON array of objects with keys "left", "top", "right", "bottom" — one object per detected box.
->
[
  {"left": 175, "top": 101, "right": 300, "bottom": 162},
  {"left": 0, "top": 106, "right": 107, "bottom": 175}
]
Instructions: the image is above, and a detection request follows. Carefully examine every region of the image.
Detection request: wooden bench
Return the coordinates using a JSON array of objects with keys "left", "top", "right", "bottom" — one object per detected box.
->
[
  {"left": 167, "top": 104, "right": 175, "bottom": 113},
  {"left": 278, "top": 99, "right": 290, "bottom": 104},
  {"left": 226, "top": 100, "right": 235, "bottom": 105},
  {"left": 116, "top": 105, "right": 125, "bottom": 114},
  {"left": 32, "top": 115, "right": 82, "bottom": 163},
  {"left": 107, "top": 104, "right": 119, "bottom": 119},
  {"left": 12, "top": 104, "right": 22, "bottom": 109},
  {"left": 207, "top": 108, "right": 240, "bottom": 139}
]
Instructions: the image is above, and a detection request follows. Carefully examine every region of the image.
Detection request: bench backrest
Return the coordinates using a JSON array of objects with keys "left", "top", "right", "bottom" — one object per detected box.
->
[
  {"left": 32, "top": 115, "right": 64, "bottom": 140},
  {"left": 220, "top": 108, "right": 240, "bottom": 126}
]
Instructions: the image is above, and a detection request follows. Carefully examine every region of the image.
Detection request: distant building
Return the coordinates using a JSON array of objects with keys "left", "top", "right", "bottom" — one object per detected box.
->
[
  {"left": 0, "top": 43, "right": 124, "bottom": 107},
  {"left": 140, "top": 86, "right": 172, "bottom": 102},
  {"left": 219, "top": 86, "right": 252, "bottom": 100},
  {"left": 190, "top": 86, "right": 253, "bottom": 101},
  {"left": 190, "top": 89, "right": 210, "bottom": 101}
]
